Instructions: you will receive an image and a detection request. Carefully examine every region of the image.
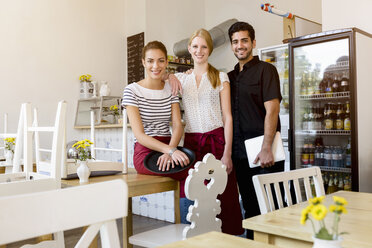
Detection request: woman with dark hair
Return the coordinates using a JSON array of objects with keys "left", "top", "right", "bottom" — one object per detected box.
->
[
  {"left": 170, "top": 29, "right": 244, "bottom": 235},
  {"left": 122, "top": 41, "right": 190, "bottom": 196}
]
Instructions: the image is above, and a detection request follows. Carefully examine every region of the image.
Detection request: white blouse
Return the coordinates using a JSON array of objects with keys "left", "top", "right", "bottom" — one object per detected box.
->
[{"left": 175, "top": 71, "right": 229, "bottom": 133}]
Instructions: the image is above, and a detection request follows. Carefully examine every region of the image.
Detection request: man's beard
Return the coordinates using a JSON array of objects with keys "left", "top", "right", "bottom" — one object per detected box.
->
[{"left": 234, "top": 49, "right": 252, "bottom": 61}]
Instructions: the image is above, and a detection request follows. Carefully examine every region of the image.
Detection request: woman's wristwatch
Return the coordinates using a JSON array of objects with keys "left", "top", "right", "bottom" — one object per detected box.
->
[{"left": 168, "top": 147, "right": 177, "bottom": 157}]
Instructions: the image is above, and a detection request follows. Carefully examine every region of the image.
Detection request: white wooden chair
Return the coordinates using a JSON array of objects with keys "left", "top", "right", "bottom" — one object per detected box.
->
[
  {"left": 0, "top": 101, "right": 67, "bottom": 247},
  {"left": 0, "top": 101, "right": 67, "bottom": 184},
  {"left": 90, "top": 109, "right": 128, "bottom": 173},
  {"left": 0, "top": 179, "right": 128, "bottom": 248},
  {"left": 253, "top": 166, "right": 325, "bottom": 214},
  {"left": 129, "top": 153, "right": 228, "bottom": 248}
]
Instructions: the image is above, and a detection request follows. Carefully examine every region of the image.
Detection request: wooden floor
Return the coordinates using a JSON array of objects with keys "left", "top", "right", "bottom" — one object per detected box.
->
[{"left": 7, "top": 215, "right": 172, "bottom": 248}]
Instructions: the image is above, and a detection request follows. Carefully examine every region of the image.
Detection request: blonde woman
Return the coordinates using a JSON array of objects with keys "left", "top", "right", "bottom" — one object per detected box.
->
[{"left": 169, "top": 29, "right": 243, "bottom": 235}]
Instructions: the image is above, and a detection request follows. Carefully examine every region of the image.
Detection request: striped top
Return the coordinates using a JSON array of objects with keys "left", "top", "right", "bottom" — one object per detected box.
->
[{"left": 122, "top": 82, "right": 179, "bottom": 142}]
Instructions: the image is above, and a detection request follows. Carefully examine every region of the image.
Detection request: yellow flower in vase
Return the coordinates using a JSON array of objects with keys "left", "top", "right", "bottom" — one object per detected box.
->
[
  {"left": 311, "top": 204, "right": 327, "bottom": 221},
  {"left": 72, "top": 139, "right": 94, "bottom": 161},
  {"left": 301, "top": 196, "right": 348, "bottom": 241},
  {"left": 110, "top": 105, "right": 120, "bottom": 116}
]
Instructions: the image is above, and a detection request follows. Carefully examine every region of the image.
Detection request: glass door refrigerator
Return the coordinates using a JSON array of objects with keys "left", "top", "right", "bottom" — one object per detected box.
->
[
  {"left": 289, "top": 28, "right": 372, "bottom": 193},
  {"left": 258, "top": 44, "right": 290, "bottom": 171}
]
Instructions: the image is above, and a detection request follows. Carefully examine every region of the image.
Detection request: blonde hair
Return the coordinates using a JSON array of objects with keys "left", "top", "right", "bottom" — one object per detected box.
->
[{"left": 188, "top": 29, "right": 221, "bottom": 89}]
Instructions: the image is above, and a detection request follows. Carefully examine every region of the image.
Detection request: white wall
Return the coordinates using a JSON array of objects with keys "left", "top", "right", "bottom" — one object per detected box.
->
[
  {"left": 204, "top": 0, "right": 322, "bottom": 71},
  {"left": 145, "top": 0, "right": 204, "bottom": 55},
  {"left": 322, "top": 0, "right": 372, "bottom": 34},
  {"left": 1, "top": 0, "right": 321, "bottom": 146},
  {"left": 0, "top": 0, "right": 126, "bottom": 142}
]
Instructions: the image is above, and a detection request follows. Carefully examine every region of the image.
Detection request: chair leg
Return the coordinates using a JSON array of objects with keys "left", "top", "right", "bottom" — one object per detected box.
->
[
  {"left": 123, "top": 199, "right": 133, "bottom": 248},
  {"left": 100, "top": 221, "right": 121, "bottom": 248}
]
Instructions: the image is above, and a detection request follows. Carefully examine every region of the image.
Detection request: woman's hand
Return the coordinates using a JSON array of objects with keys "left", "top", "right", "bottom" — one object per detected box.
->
[
  {"left": 171, "top": 150, "right": 190, "bottom": 167},
  {"left": 157, "top": 153, "right": 173, "bottom": 172},
  {"left": 221, "top": 154, "right": 233, "bottom": 174}
]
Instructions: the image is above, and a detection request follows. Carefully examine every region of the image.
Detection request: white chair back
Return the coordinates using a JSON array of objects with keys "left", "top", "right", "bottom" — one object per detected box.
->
[
  {"left": 253, "top": 166, "right": 325, "bottom": 214},
  {"left": 89, "top": 109, "right": 128, "bottom": 173},
  {"left": 30, "top": 101, "right": 66, "bottom": 182},
  {"left": 0, "top": 101, "right": 67, "bottom": 247},
  {"left": 0, "top": 179, "right": 128, "bottom": 248},
  {"left": 129, "top": 153, "right": 228, "bottom": 248}
]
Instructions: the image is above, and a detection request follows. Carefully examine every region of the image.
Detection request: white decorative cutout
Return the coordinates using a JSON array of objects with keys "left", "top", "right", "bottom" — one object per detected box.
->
[{"left": 183, "top": 153, "right": 228, "bottom": 239}]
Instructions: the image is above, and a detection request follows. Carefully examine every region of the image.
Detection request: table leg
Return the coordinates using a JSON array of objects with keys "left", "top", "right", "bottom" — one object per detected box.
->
[
  {"left": 254, "top": 231, "right": 271, "bottom": 244},
  {"left": 174, "top": 182, "right": 180, "bottom": 223},
  {"left": 123, "top": 197, "right": 133, "bottom": 248}
]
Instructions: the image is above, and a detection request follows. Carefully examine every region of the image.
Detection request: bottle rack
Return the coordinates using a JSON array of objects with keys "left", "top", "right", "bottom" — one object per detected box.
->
[
  {"left": 299, "top": 91, "right": 350, "bottom": 100},
  {"left": 301, "top": 165, "right": 351, "bottom": 173},
  {"left": 296, "top": 130, "right": 351, "bottom": 136}
]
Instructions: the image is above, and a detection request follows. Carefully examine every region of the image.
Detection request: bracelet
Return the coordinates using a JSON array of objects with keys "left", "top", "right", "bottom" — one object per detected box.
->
[{"left": 168, "top": 147, "right": 177, "bottom": 157}]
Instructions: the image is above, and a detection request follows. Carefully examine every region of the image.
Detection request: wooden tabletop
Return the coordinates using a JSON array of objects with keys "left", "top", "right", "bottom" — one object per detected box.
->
[
  {"left": 243, "top": 191, "right": 372, "bottom": 248},
  {"left": 158, "top": 231, "right": 278, "bottom": 248},
  {"left": 62, "top": 168, "right": 179, "bottom": 197}
]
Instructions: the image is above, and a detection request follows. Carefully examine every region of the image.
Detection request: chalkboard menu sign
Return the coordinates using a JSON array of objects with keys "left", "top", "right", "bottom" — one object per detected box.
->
[{"left": 127, "top": 32, "right": 144, "bottom": 84}]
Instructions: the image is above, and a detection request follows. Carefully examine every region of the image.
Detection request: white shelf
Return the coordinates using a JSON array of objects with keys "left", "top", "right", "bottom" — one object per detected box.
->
[
  {"left": 301, "top": 165, "right": 351, "bottom": 173},
  {"left": 296, "top": 130, "right": 351, "bottom": 136}
]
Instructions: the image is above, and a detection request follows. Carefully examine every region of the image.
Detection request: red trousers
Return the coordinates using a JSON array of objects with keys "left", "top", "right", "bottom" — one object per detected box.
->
[
  {"left": 133, "top": 136, "right": 190, "bottom": 197},
  {"left": 184, "top": 127, "right": 244, "bottom": 235}
]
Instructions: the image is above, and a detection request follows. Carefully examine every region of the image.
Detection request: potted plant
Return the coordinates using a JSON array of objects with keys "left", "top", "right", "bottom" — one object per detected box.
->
[
  {"left": 3, "top": 137, "right": 15, "bottom": 165},
  {"left": 109, "top": 105, "right": 120, "bottom": 124},
  {"left": 301, "top": 196, "right": 348, "bottom": 248},
  {"left": 79, "top": 74, "right": 94, "bottom": 99},
  {"left": 72, "top": 139, "right": 94, "bottom": 183}
]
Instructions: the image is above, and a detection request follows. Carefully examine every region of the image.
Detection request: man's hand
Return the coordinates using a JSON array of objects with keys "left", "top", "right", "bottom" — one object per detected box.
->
[
  {"left": 221, "top": 154, "right": 233, "bottom": 174},
  {"left": 253, "top": 147, "right": 275, "bottom": 168},
  {"left": 168, "top": 74, "right": 182, "bottom": 96}
]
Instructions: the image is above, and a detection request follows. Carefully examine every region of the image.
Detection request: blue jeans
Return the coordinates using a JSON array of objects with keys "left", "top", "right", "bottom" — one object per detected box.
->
[{"left": 180, "top": 197, "right": 194, "bottom": 224}]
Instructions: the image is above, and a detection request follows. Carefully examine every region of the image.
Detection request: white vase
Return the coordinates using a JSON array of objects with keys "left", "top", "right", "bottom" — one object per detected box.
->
[
  {"left": 77, "top": 160, "right": 91, "bottom": 184},
  {"left": 4, "top": 150, "right": 13, "bottom": 165},
  {"left": 99, "top": 81, "right": 111, "bottom": 96},
  {"left": 80, "top": 81, "right": 94, "bottom": 99},
  {"left": 312, "top": 236, "right": 343, "bottom": 248}
]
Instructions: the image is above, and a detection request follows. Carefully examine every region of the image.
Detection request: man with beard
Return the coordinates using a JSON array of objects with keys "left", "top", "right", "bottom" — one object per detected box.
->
[{"left": 227, "top": 21, "right": 284, "bottom": 239}]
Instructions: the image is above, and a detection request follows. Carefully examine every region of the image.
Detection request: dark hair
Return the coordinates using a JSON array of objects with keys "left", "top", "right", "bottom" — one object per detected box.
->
[
  {"left": 141, "top": 41, "right": 167, "bottom": 60},
  {"left": 228, "top": 21, "right": 255, "bottom": 42}
]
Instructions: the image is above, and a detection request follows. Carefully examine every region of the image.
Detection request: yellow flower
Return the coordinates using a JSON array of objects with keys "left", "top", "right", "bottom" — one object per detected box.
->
[
  {"left": 300, "top": 205, "right": 313, "bottom": 225},
  {"left": 110, "top": 105, "right": 118, "bottom": 111},
  {"left": 309, "top": 196, "right": 325, "bottom": 205},
  {"left": 333, "top": 196, "right": 348, "bottom": 206},
  {"left": 311, "top": 204, "right": 327, "bottom": 221},
  {"left": 79, "top": 74, "right": 92, "bottom": 82},
  {"left": 329, "top": 205, "right": 347, "bottom": 214}
]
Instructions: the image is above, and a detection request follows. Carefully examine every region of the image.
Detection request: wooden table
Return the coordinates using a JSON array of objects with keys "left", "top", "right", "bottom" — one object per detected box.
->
[
  {"left": 243, "top": 191, "right": 372, "bottom": 248},
  {"left": 62, "top": 168, "right": 180, "bottom": 248},
  {"left": 158, "top": 231, "right": 278, "bottom": 248}
]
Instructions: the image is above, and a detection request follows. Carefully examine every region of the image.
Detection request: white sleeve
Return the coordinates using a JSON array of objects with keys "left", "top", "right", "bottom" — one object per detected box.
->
[
  {"left": 219, "top": 72, "right": 230, "bottom": 91},
  {"left": 174, "top": 72, "right": 187, "bottom": 86}
]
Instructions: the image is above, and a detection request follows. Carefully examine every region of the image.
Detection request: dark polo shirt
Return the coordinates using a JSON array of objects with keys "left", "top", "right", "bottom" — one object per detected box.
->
[{"left": 228, "top": 56, "right": 282, "bottom": 159}]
